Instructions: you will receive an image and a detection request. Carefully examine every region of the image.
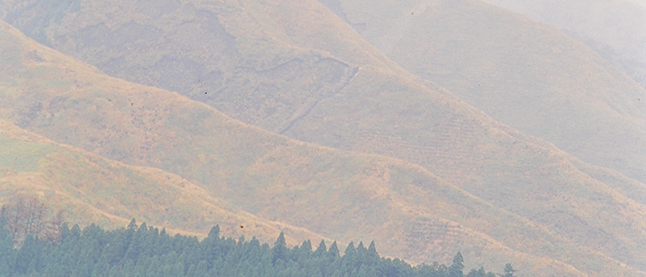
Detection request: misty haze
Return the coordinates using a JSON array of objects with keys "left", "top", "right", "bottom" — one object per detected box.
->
[{"left": 0, "top": 0, "right": 645, "bottom": 276}]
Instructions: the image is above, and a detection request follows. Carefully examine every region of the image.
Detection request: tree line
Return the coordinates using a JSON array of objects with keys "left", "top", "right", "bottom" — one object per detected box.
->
[{"left": 0, "top": 197, "right": 516, "bottom": 277}]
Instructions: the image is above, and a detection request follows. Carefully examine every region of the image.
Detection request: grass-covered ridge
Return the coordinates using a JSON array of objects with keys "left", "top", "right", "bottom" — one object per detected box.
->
[
  {"left": 0, "top": 120, "right": 331, "bottom": 246},
  {"left": 329, "top": 0, "right": 646, "bottom": 184},
  {"left": 1, "top": 1, "right": 646, "bottom": 275},
  {"left": 0, "top": 20, "right": 623, "bottom": 276}
]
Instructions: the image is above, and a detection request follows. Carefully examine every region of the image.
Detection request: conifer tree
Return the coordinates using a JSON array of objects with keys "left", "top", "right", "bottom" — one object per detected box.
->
[
  {"left": 123, "top": 222, "right": 147, "bottom": 262},
  {"left": 367, "top": 241, "right": 378, "bottom": 259},
  {"left": 466, "top": 266, "right": 495, "bottom": 277},
  {"left": 208, "top": 225, "right": 220, "bottom": 238},
  {"left": 0, "top": 207, "right": 15, "bottom": 276},
  {"left": 302, "top": 240, "right": 312, "bottom": 252},
  {"left": 328, "top": 241, "right": 340, "bottom": 259},
  {"left": 59, "top": 223, "right": 71, "bottom": 243},
  {"left": 313, "top": 240, "right": 327, "bottom": 257},
  {"left": 344, "top": 241, "right": 356, "bottom": 256},
  {"left": 449, "top": 252, "right": 465, "bottom": 277},
  {"left": 70, "top": 224, "right": 81, "bottom": 239},
  {"left": 127, "top": 219, "right": 137, "bottom": 231},
  {"left": 156, "top": 228, "right": 172, "bottom": 257},
  {"left": 503, "top": 263, "right": 516, "bottom": 277},
  {"left": 272, "top": 232, "right": 287, "bottom": 264},
  {"left": 14, "top": 234, "right": 37, "bottom": 274}
]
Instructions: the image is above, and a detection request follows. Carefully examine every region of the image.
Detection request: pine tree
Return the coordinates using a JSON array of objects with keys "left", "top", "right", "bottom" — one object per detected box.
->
[
  {"left": 200, "top": 226, "right": 221, "bottom": 266},
  {"left": 503, "top": 263, "right": 516, "bottom": 277},
  {"left": 122, "top": 259, "right": 135, "bottom": 275},
  {"left": 344, "top": 241, "right": 356, "bottom": 256},
  {"left": 0, "top": 207, "right": 15, "bottom": 276},
  {"left": 70, "top": 224, "right": 81, "bottom": 238},
  {"left": 127, "top": 219, "right": 138, "bottom": 231},
  {"left": 466, "top": 267, "right": 487, "bottom": 277},
  {"left": 313, "top": 240, "right": 327, "bottom": 257},
  {"left": 341, "top": 241, "right": 358, "bottom": 275},
  {"left": 91, "top": 257, "right": 109, "bottom": 277},
  {"left": 59, "top": 223, "right": 71, "bottom": 243},
  {"left": 175, "top": 261, "right": 185, "bottom": 276},
  {"left": 15, "top": 234, "right": 38, "bottom": 274},
  {"left": 208, "top": 226, "right": 220, "bottom": 238},
  {"left": 145, "top": 256, "right": 161, "bottom": 277},
  {"left": 142, "top": 225, "right": 158, "bottom": 258},
  {"left": 100, "top": 228, "right": 129, "bottom": 266},
  {"left": 133, "top": 255, "right": 151, "bottom": 276},
  {"left": 296, "top": 239, "right": 312, "bottom": 263},
  {"left": 195, "top": 261, "right": 209, "bottom": 277},
  {"left": 272, "top": 232, "right": 287, "bottom": 264},
  {"left": 367, "top": 241, "right": 378, "bottom": 260},
  {"left": 124, "top": 222, "right": 147, "bottom": 262},
  {"left": 449, "top": 252, "right": 464, "bottom": 277},
  {"left": 328, "top": 241, "right": 340, "bottom": 259},
  {"left": 156, "top": 228, "right": 172, "bottom": 258}
]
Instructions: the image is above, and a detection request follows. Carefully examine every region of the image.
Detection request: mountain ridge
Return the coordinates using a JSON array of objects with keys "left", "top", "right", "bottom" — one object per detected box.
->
[
  {"left": 0, "top": 119, "right": 333, "bottom": 246},
  {"left": 0, "top": 19, "right": 634, "bottom": 276},
  {"left": 1, "top": 1, "right": 646, "bottom": 275},
  {"left": 321, "top": 0, "right": 646, "bottom": 185}
]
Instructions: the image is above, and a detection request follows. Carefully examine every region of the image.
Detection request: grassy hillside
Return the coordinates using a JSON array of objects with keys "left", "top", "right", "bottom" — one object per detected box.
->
[
  {"left": 324, "top": 0, "right": 646, "bottom": 186},
  {"left": 287, "top": 64, "right": 646, "bottom": 271},
  {"left": 2, "top": 1, "right": 646, "bottom": 275},
  {"left": 0, "top": 20, "right": 640, "bottom": 276},
  {"left": 0, "top": 0, "right": 405, "bottom": 133},
  {"left": 0, "top": 120, "right": 330, "bottom": 246}
]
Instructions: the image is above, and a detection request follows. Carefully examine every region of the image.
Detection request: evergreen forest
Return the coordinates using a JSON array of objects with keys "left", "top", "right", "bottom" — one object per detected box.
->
[{"left": 0, "top": 215, "right": 514, "bottom": 277}]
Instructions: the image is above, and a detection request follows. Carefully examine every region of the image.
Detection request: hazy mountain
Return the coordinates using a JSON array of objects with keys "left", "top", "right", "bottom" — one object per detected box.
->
[
  {"left": 478, "top": 0, "right": 646, "bottom": 90},
  {"left": 319, "top": 0, "right": 646, "bottom": 185},
  {"left": 0, "top": 19, "right": 611, "bottom": 275},
  {"left": 1, "top": 0, "right": 646, "bottom": 275},
  {"left": 479, "top": 0, "right": 646, "bottom": 65}
]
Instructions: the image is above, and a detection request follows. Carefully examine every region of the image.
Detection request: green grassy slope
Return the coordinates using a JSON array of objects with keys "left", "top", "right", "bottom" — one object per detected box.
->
[
  {"left": 0, "top": 20, "right": 637, "bottom": 276},
  {"left": 324, "top": 0, "right": 646, "bottom": 186},
  {"left": 0, "top": 120, "right": 330, "bottom": 246}
]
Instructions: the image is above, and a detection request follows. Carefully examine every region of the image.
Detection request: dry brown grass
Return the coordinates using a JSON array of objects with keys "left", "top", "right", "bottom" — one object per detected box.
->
[{"left": 1, "top": 1, "right": 646, "bottom": 275}]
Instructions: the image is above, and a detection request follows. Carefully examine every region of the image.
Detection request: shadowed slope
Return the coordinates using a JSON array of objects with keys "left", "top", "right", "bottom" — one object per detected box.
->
[{"left": 0, "top": 20, "right": 638, "bottom": 276}]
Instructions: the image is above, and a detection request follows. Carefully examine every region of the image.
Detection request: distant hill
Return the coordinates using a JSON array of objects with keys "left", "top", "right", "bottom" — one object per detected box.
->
[
  {"left": 1, "top": 0, "right": 646, "bottom": 275},
  {"left": 321, "top": 0, "right": 646, "bottom": 185},
  {"left": 478, "top": 0, "right": 646, "bottom": 80},
  {"left": 478, "top": 0, "right": 646, "bottom": 92}
]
